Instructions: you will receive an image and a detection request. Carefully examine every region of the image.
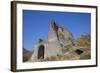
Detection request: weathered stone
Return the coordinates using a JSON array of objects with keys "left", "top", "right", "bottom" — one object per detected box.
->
[{"left": 29, "top": 19, "right": 74, "bottom": 62}]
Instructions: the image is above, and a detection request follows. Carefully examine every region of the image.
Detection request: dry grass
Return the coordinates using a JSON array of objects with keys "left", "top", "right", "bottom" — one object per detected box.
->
[
  {"left": 80, "top": 50, "right": 91, "bottom": 59},
  {"left": 45, "top": 48, "right": 80, "bottom": 61}
]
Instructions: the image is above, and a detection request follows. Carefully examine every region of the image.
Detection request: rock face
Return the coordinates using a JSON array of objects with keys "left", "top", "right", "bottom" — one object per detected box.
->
[
  {"left": 23, "top": 48, "right": 32, "bottom": 62},
  {"left": 29, "top": 19, "right": 75, "bottom": 62}
]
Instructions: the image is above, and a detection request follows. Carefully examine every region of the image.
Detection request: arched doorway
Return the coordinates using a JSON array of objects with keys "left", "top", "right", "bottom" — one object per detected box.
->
[{"left": 38, "top": 45, "right": 45, "bottom": 59}]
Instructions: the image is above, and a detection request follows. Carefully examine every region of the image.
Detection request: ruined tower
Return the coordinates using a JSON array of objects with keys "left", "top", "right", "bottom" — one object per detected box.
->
[{"left": 29, "top": 19, "right": 74, "bottom": 62}]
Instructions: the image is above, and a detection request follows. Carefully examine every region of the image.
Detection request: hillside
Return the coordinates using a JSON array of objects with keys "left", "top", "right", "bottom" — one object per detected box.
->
[{"left": 23, "top": 48, "right": 32, "bottom": 62}]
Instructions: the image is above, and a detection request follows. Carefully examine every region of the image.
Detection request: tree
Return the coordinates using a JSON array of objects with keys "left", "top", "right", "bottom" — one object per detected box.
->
[{"left": 74, "top": 33, "right": 90, "bottom": 47}]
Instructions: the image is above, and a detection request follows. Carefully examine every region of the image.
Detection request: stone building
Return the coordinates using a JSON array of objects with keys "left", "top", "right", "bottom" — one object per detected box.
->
[{"left": 29, "top": 19, "right": 74, "bottom": 62}]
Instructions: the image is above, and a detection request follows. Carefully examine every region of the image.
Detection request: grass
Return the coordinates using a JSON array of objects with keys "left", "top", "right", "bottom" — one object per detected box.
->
[{"left": 80, "top": 50, "right": 91, "bottom": 59}]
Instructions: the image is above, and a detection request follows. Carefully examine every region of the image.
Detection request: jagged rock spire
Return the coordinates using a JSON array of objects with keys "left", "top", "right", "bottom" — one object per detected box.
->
[
  {"left": 51, "top": 19, "right": 55, "bottom": 24},
  {"left": 50, "top": 19, "right": 59, "bottom": 40},
  {"left": 51, "top": 19, "right": 57, "bottom": 29},
  {"left": 51, "top": 19, "right": 59, "bottom": 31}
]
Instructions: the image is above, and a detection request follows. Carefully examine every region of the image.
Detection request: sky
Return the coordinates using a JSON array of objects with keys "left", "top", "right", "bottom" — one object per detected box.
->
[{"left": 23, "top": 10, "right": 91, "bottom": 51}]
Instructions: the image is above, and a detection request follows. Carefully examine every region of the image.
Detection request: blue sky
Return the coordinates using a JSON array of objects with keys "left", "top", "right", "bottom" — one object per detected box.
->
[{"left": 23, "top": 10, "right": 91, "bottom": 51}]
